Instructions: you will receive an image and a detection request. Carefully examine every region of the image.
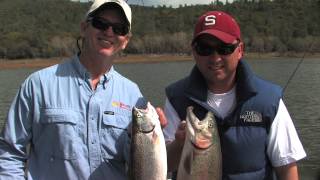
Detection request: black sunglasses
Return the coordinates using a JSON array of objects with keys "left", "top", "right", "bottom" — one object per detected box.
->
[
  {"left": 194, "top": 41, "right": 240, "bottom": 56},
  {"left": 88, "top": 17, "right": 129, "bottom": 36}
]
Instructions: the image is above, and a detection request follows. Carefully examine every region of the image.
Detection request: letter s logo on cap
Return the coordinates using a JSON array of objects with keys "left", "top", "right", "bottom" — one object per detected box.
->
[{"left": 205, "top": 15, "right": 216, "bottom": 26}]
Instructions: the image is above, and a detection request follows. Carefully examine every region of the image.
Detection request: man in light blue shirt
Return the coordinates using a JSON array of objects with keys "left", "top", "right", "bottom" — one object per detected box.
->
[{"left": 0, "top": 0, "right": 144, "bottom": 179}]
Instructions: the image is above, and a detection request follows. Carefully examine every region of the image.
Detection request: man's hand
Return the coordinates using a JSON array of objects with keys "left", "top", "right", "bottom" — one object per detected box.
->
[
  {"left": 174, "top": 121, "right": 187, "bottom": 146},
  {"left": 156, "top": 107, "right": 168, "bottom": 128},
  {"left": 166, "top": 120, "right": 187, "bottom": 171},
  {"left": 155, "top": 106, "right": 187, "bottom": 171}
]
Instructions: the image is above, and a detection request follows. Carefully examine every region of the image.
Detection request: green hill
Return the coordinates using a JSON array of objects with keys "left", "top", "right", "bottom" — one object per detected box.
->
[{"left": 0, "top": 0, "right": 319, "bottom": 59}]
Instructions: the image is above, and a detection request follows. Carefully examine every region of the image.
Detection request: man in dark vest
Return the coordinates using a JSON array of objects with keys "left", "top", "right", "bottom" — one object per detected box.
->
[{"left": 162, "top": 11, "right": 306, "bottom": 180}]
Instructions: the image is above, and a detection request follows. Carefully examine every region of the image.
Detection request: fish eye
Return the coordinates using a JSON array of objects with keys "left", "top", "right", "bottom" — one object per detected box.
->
[{"left": 136, "top": 112, "right": 142, "bottom": 118}]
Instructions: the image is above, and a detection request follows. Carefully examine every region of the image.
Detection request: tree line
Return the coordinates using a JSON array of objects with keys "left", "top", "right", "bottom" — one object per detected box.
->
[{"left": 0, "top": 0, "right": 319, "bottom": 59}]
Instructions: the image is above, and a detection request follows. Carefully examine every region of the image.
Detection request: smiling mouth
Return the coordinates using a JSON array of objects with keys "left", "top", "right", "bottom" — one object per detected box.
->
[
  {"left": 98, "top": 38, "right": 113, "bottom": 46},
  {"left": 209, "top": 64, "right": 223, "bottom": 71}
]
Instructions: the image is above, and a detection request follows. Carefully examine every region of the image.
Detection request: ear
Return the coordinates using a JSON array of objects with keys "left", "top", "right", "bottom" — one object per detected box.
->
[
  {"left": 120, "top": 35, "right": 130, "bottom": 50},
  {"left": 237, "top": 42, "right": 244, "bottom": 59},
  {"left": 80, "top": 21, "right": 89, "bottom": 38}
]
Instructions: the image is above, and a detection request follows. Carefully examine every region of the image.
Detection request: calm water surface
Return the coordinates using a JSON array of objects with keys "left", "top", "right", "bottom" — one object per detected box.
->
[{"left": 0, "top": 58, "right": 319, "bottom": 179}]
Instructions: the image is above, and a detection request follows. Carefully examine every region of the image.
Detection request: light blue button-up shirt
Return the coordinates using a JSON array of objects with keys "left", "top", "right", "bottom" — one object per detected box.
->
[{"left": 0, "top": 56, "right": 143, "bottom": 180}]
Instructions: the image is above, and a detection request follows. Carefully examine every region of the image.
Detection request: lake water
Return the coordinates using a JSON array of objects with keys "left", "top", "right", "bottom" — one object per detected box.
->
[{"left": 0, "top": 58, "right": 319, "bottom": 179}]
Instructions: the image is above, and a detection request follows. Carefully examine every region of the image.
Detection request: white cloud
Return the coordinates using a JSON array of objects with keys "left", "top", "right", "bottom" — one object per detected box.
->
[{"left": 128, "top": 0, "right": 229, "bottom": 8}]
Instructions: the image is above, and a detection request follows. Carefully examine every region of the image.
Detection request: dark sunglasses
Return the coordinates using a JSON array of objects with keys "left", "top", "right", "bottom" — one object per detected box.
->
[
  {"left": 88, "top": 17, "right": 129, "bottom": 36},
  {"left": 194, "top": 41, "right": 240, "bottom": 56}
]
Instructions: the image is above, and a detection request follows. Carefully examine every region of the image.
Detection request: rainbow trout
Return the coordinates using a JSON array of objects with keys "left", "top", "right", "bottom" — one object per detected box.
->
[
  {"left": 130, "top": 102, "right": 167, "bottom": 180},
  {"left": 177, "top": 106, "right": 222, "bottom": 180}
]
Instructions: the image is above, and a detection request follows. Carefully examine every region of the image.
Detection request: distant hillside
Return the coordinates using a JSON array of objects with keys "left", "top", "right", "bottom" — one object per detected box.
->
[{"left": 0, "top": 0, "right": 319, "bottom": 59}]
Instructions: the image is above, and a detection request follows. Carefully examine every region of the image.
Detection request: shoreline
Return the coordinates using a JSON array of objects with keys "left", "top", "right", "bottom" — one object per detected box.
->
[
  {"left": 0, "top": 54, "right": 190, "bottom": 70},
  {"left": 0, "top": 54, "right": 192, "bottom": 70},
  {"left": 0, "top": 53, "right": 319, "bottom": 70}
]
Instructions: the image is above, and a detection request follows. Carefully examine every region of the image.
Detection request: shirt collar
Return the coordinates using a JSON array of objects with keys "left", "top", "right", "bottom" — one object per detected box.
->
[
  {"left": 72, "top": 55, "right": 87, "bottom": 81},
  {"left": 72, "top": 55, "right": 115, "bottom": 86},
  {"left": 100, "top": 66, "right": 115, "bottom": 88}
]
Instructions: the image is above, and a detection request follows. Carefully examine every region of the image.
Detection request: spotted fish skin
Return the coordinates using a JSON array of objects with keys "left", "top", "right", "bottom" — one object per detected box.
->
[
  {"left": 130, "top": 102, "right": 167, "bottom": 180},
  {"left": 177, "top": 106, "right": 222, "bottom": 180}
]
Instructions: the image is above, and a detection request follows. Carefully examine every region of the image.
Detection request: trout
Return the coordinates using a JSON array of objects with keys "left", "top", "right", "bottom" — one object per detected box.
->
[
  {"left": 177, "top": 106, "right": 222, "bottom": 180},
  {"left": 130, "top": 102, "right": 167, "bottom": 180}
]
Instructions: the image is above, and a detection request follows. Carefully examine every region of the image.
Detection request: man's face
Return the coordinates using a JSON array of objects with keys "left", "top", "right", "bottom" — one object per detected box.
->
[
  {"left": 81, "top": 7, "right": 129, "bottom": 58},
  {"left": 192, "top": 34, "right": 243, "bottom": 93}
]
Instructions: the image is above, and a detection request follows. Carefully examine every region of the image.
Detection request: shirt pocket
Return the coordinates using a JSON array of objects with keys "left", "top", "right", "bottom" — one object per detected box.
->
[
  {"left": 100, "top": 110, "right": 131, "bottom": 162},
  {"left": 37, "top": 109, "right": 80, "bottom": 160}
]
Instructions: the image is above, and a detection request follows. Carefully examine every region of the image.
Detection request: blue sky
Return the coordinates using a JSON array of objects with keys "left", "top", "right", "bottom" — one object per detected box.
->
[{"left": 75, "top": 0, "right": 229, "bottom": 8}]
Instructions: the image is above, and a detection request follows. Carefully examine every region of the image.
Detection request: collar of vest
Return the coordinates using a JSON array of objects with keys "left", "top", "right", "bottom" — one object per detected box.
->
[
  {"left": 236, "top": 60, "right": 257, "bottom": 102},
  {"left": 184, "top": 60, "right": 257, "bottom": 103},
  {"left": 185, "top": 65, "right": 208, "bottom": 102}
]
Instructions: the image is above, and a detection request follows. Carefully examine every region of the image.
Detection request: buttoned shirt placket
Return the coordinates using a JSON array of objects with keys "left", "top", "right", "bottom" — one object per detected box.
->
[{"left": 85, "top": 73, "right": 106, "bottom": 173}]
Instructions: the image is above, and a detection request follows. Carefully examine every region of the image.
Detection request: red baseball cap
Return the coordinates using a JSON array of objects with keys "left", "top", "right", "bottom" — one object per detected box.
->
[{"left": 193, "top": 11, "right": 241, "bottom": 44}]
